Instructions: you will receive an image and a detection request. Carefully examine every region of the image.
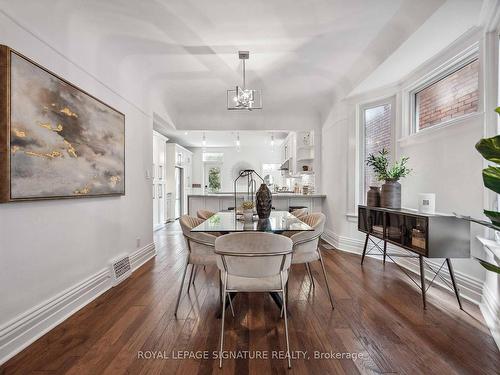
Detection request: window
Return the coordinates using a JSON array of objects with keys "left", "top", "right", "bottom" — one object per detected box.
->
[
  {"left": 203, "top": 152, "right": 223, "bottom": 192},
  {"left": 414, "top": 59, "right": 479, "bottom": 131},
  {"left": 202, "top": 152, "right": 223, "bottom": 162},
  {"left": 362, "top": 103, "right": 392, "bottom": 197}
]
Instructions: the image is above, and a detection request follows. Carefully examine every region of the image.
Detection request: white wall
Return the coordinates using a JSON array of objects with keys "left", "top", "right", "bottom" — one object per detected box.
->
[
  {"left": 190, "top": 146, "right": 282, "bottom": 193},
  {"left": 0, "top": 11, "right": 154, "bottom": 362}
]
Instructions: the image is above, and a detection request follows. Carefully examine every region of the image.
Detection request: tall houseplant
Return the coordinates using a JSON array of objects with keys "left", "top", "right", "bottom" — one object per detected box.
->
[
  {"left": 469, "top": 107, "right": 500, "bottom": 273},
  {"left": 366, "top": 148, "right": 412, "bottom": 209}
]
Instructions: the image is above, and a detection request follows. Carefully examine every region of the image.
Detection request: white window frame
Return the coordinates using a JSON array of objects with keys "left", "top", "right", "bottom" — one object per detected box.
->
[
  {"left": 356, "top": 96, "right": 396, "bottom": 206},
  {"left": 404, "top": 43, "right": 480, "bottom": 137}
]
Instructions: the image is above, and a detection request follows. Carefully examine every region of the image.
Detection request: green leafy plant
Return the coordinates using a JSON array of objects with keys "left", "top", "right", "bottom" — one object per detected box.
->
[
  {"left": 208, "top": 167, "right": 221, "bottom": 192},
  {"left": 472, "top": 106, "right": 500, "bottom": 274},
  {"left": 366, "top": 148, "right": 412, "bottom": 181}
]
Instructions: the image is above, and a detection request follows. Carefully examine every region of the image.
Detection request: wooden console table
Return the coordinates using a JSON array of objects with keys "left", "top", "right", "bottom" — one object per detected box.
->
[{"left": 358, "top": 205, "right": 470, "bottom": 309}]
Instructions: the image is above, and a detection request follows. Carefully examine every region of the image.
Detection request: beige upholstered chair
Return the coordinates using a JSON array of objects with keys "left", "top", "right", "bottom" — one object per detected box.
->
[
  {"left": 215, "top": 233, "right": 293, "bottom": 368},
  {"left": 175, "top": 215, "right": 217, "bottom": 316},
  {"left": 197, "top": 209, "right": 216, "bottom": 220},
  {"left": 291, "top": 208, "right": 308, "bottom": 220},
  {"left": 289, "top": 213, "right": 334, "bottom": 309}
]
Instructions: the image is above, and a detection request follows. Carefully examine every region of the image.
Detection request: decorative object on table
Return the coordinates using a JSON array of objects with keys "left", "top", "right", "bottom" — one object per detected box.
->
[
  {"left": 0, "top": 46, "right": 125, "bottom": 203},
  {"left": 366, "top": 148, "right": 412, "bottom": 209},
  {"left": 233, "top": 169, "right": 265, "bottom": 216},
  {"left": 366, "top": 186, "right": 381, "bottom": 207},
  {"left": 459, "top": 106, "right": 500, "bottom": 274},
  {"left": 257, "top": 218, "right": 272, "bottom": 231},
  {"left": 302, "top": 132, "right": 311, "bottom": 146},
  {"left": 411, "top": 226, "right": 426, "bottom": 249},
  {"left": 208, "top": 166, "right": 221, "bottom": 192},
  {"left": 418, "top": 193, "right": 436, "bottom": 214},
  {"left": 242, "top": 200, "right": 255, "bottom": 222},
  {"left": 302, "top": 185, "right": 309, "bottom": 195},
  {"left": 256, "top": 183, "right": 272, "bottom": 219},
  {"left": 226, "top": 51, "right": 262, "bottom": 110}
]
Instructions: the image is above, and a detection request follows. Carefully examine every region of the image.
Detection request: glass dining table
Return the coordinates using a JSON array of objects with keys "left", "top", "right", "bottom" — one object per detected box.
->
[
  {"left": 191, "top": 210, "right": 313, "bottom": 317},
  {"left": 191, "top": 210, "right": 313, "bottom": 233}
]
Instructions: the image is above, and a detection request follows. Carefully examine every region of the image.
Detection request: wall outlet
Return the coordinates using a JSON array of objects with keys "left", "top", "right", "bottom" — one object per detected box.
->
[
  {"left": 136, "top": 237, "right": 141, "bottom": 248},
  {"left": 145, "top": 169, "right": 150, "bottom": 179}
]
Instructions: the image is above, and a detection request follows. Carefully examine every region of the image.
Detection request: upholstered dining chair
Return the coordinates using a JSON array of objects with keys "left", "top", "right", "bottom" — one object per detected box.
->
[
  {"left": 289, "top": 213, "right": 334, "bottom": 310},
  {"left": 175, "top": 215, "right": 218, "bottom": 317},
  {"left": 215, "top": 233, "right": 293, "bottom": 369},
  {"left": 197, "top": 209, "right": 215, "bottom": 220},
  {"left": 291, "top": 208, "right": 308, "bottom": 220}
]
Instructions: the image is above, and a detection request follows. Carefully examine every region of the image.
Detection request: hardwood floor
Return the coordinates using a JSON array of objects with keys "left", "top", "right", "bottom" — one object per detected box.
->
[{"left": 1, "top": 221, "right": 499, "bottom": 374}]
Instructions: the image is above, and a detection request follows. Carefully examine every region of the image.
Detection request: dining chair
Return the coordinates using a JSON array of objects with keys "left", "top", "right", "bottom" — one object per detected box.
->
[
  {"left": 175, "top": 215, "right": 218, "bottom": 317},
  {"left": 215, "top": 232, "right": 293, "bottom": 368},
  {"left": 197, "top": 209, "right": 215, "bottom": 220},
  {"left": 291, "top": 208, "right": 308, "bottom": 219},
  {"left": 289, "top": 213, "right": 334, "bottom": 309}
]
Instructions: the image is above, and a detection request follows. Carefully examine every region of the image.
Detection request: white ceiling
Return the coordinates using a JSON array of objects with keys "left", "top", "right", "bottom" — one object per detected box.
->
[
  {"left": 163, "top": 130, "right": 288, "bottom": 148},
  {"left": 0, "top": 0, "right": 457, "bottom": 130},
  {"left": 349, "top": 0, "right": 483, "bottom": 96}
]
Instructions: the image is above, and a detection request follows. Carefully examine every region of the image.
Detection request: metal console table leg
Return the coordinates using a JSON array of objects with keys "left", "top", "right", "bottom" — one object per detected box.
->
[
  {"left": 446, "top": 258, "right": 463, "bottom": 310},
  {"left": 419, "top": 255, "right": 426, "bottom": 309},
  {"left": 361, "top": 233, "right": 369, "bottom": 265}
]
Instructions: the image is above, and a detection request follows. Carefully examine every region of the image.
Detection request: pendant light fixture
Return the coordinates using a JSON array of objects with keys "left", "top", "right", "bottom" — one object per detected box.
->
[
  {"left": 227, "top": 51, "right": 262, "bottom": 110},
  {"left": 236, "top": 132, "right": 241, "bottom": 152}
]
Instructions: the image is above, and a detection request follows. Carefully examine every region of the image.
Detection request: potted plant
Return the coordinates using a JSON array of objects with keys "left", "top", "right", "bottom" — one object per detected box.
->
[
  {"left": 463, "top": 106, "right": 500, "bottom": 274},
  {"left": 242, "top": 200, "right": 255, "bottom": 222},
  {"left": 366, "top": 148, "right": 412, "bottom": 209}
]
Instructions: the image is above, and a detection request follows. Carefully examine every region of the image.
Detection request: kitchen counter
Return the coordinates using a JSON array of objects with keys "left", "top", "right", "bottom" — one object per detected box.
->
[
  {"left": 187, "top": 193, "right": 325, "bottom": 216},
  {"left": 187, "top": 193, "right": 326, "bottom": 198}
]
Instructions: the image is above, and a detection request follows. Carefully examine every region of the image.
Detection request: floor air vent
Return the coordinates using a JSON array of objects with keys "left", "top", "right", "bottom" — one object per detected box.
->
[{"left": 111, "top": 255, "right": 131, "bottom": 285}]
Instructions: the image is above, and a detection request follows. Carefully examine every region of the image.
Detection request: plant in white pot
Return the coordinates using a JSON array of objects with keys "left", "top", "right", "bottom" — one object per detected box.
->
[
  {"left": 241, "top": 200, "right": 255, "bottom": 222},
  {"left": 366, "top": 148, "right": 412, "bottom": 209}
]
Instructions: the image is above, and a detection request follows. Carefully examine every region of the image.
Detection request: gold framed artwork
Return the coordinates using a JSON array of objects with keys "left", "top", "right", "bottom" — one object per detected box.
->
[{"left": 0, "top": 46, "right": 125, "bottom": 202}]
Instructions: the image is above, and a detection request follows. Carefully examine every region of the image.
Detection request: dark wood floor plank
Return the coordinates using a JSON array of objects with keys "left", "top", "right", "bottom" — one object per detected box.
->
[{"left": 1, "top": 221, "right": 499, "bottom": 375}]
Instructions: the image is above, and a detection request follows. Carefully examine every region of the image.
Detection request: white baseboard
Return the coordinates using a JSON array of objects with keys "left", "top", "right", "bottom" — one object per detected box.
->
[
  {"left": 480, "top": 282, "right": 500, "bottom": 349},
  {"left": 0, "top": 242, "right": 156, "bottom": 366},
  {"left": 322, "top": 229, "right": 483, "bottom": 304}
]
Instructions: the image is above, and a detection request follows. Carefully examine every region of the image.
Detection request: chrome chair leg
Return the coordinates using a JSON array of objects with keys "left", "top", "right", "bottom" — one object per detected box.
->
[
  {"left": 219, "top": 272, "right": 228, "bottom": 368},
  {"left": 281, "top": 273, "right": 292, "bottom": 369},
  {"left": 318, "top": 249, "right": 334, "bottom": 310},
  {"left": 187, "top": 265, "right": 195, "bottom": 293},
  {"left": 228, "top": 294, "right": 235, "bottom": 317},
  {"left": 305, "top": 263, "right": 315, "bottom": 288},
  {"left": 192, "top": 265, "right": 198, "bottom": 286},
  {"left": 174, "top": 260, "right": 189, "bottom": 317}
]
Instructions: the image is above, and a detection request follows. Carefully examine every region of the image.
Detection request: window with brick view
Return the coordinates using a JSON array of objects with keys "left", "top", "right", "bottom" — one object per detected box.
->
[
  {"left": 364, "top": 104, "right": 392, "bottom": 196},
  {"left": 415, "top": 59, "right": 479, "bottom": 131}
]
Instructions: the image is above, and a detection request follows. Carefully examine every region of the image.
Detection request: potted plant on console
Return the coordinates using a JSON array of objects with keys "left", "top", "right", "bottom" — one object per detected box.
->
[{"left": 366, "top": 148, "right": 412, "bottom": 209}]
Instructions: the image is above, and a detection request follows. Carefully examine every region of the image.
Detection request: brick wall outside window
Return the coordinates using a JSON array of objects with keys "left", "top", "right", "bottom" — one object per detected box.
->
[
  {"left": 364, "top": 104, "right": 391, "bottom": 196},
  {"left": 416, "top": 59, "right": 479, "bottom": 130}
]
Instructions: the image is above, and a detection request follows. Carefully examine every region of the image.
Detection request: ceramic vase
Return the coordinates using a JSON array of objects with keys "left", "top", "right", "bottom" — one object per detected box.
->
[
  {"left": 256, "top": 183, "right": 272, "bottom": 219},
  {"left": 381, "top": 180, "right": 401, "bottom": 209},
  {"left": 367, "top": 186, "right": 381, "bottom": 207}
]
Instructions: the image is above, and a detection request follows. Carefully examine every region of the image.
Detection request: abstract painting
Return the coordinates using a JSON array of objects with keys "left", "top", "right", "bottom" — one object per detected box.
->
[{"left": 0, "top": 46, "right": 125, "bottom": 202}]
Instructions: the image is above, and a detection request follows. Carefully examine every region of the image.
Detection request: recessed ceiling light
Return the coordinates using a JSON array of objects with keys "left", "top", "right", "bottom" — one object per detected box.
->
[{"left": 184, "top": 131, "right": 188, "bottom": 135}]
